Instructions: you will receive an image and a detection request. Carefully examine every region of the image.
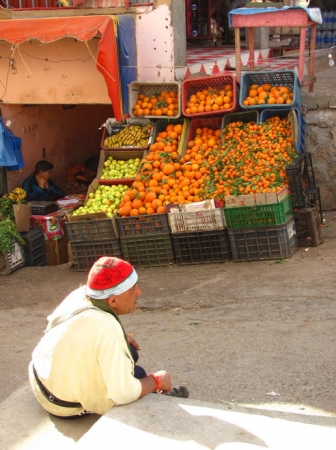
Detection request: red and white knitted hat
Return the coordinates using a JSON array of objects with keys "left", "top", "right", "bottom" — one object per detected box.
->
[{"left": 86, "top": 256, "right": 138, "bottom": 299}]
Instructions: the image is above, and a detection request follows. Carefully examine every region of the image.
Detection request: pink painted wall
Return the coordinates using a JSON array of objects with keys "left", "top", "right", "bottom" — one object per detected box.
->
[
  {"left": 0, "top": 39, "right": 110, "bottom": 104},
  {"left": 3, "top": 104, "right": 112, "bottom": 191}
]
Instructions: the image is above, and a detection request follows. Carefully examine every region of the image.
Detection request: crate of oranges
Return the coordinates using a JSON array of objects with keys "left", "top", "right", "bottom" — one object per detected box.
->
[
  {"left": 129, "top": 82, "right": 181, "bottom": 119},
  {"left": 239, "top": 70, "right": 301, "bottom": 110},
  {"left": 181, "top": 74, "right": 237, "bottom": 118}
]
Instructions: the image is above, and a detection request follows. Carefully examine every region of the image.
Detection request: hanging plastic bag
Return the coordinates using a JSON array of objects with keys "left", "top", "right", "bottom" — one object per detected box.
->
[{"left": 0, "top": 118, "right": 25, "bottom": 170}]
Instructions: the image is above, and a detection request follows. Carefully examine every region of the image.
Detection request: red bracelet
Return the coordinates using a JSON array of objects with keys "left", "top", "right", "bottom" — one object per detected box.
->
[{"left": 149, "top": 373, "right": 162, "bottom": 392}]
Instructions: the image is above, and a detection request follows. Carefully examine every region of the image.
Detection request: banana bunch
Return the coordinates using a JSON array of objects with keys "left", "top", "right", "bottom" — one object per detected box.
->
[
  {"left": 103, "top": 124, "right": 151, "bottom": 149},
  {"left": 3, "top": 187, "right": 27, "bottom": 203}
]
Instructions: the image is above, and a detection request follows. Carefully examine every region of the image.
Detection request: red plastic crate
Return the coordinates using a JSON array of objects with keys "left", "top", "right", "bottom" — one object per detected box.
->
[
  {"left": 181, "top": 74, "right": 238, "bottom": 118},
  {"left": 182, "top": 117, "right": 223, "bottom": 156}
]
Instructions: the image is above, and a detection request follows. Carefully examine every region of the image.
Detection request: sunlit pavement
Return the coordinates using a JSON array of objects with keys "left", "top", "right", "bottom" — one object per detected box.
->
[{"left": 2, "top": 384, "right": 335, "bottom": 450}]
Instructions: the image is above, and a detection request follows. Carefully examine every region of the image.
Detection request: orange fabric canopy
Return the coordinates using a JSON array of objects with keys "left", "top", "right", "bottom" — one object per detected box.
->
[{"left": 0, "top": 15, "right": 123, "bottom": 120}]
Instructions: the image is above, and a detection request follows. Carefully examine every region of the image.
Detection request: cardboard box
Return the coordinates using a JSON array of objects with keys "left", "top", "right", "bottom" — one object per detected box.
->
[
  {"left": 255, "top": 193, "right": 267, "bottom": 205},
  {"left": 277, "top": 186, "right": 289, "bottom": 203},
  {"left": 238, "top": 195, "right": 256, "bottom": 207},
  {"left": 265, "top": 192, "right": 278, "bottom": 204},
  {"left": 224, "top": 195, "right": 241, "bottom": 208},
  {"left": 84, "top": 178, "right": 100, "bottom": 205},
  {"left": 45, "top": 235, "right": 69, "bottom": 266},
  {"left": 13, "top": 203, "right": 31, "bottom": 232},
  {"left": 281, "top": 27, "right": 300, "bottom": 35}
]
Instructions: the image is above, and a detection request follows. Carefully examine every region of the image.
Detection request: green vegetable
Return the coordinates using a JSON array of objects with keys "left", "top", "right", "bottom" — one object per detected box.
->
[
  {"left": 0, "top": 197, "right": 15, "bottom": 221},
  {"left": 0, "top": 219, "right": 24, "bottom": 254}
]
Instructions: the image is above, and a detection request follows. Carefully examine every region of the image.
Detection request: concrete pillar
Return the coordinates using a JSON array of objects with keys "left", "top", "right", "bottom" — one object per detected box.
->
[{"left": 253, "top": 27, "right": 269, "bottom": 50}]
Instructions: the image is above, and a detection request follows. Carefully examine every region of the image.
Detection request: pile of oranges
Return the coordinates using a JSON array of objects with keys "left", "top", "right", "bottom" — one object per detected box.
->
[
  {"left": 132, "top": 90, "right": 179, "bottom": 117},
  {"left": 242, "top": 83, "right": 294, "bottom": 106},
  {"left": 117, "top": 115, "right": 298, "bottom": 217},
  {"left": 184, "top": 85, "right": 234, "bottom": 115},
  {"left": 118, "top": 122, "right": 208, "bottom": 217}
]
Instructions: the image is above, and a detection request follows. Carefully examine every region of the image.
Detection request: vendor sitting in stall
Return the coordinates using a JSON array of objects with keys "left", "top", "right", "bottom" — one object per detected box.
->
[{"left": 23, "top": 160, "right": 65, "bottom": 202}]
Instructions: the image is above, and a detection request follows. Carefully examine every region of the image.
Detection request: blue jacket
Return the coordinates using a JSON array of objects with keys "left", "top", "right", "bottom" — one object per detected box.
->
[{"left": 23, "top": 176, "right": 64, "bottom": 202}]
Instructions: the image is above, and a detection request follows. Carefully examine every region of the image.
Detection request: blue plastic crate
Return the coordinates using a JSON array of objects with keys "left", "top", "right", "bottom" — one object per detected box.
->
[
  {"left": 259, "top": 107, "right": 306, "bottom": 154},
  {"left": 239, "top": 70, "right": 301, "bottom": 110}
]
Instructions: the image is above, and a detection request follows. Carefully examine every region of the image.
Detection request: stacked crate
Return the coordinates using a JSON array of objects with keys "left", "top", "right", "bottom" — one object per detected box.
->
[
  {"left": 116, "top": 214, "right": 174, "bottom": 268},
  {"left": 0, "top": 241, "right": 25, "bottom": 276},
  {"left": 169, "top": 207, "right": 231, "bottom": 265},
  {"left": 20, "top": 228, "right": 46, "bottom": 266},
  {"left": 66, "top": 217, "right": 123, "bottom": 272},
  {"left": 224, "top": 196, "right": 298, "bottom": 261},
  {"left": 286, "top": 152, "right": 323, "bottom": 247}
]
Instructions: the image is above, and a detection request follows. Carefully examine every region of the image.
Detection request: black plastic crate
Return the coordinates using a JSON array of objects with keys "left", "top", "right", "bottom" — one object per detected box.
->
[
  {"left": 66, "top": 218, "right": 117, "bottom": 242},
  {"left": 304, "top": 152, "right": 316, "bottom": 188},
  {"left": 120, "top": 233, "right": 174, "bottom": 268},
  {"left": 21, "top": 228, "right": 46, "bottom": 267},
  {"left": 70, "top": 239, "right": 123, "bottom": 272},
  {"left": 172, "top": 229, "right": 232, "bottom": 265},
  {"left": 286, "top": 153, "right": 316, "bottom": 208},
  {"left": 306, "top": 187, "right": 323, "bottom": 223},
  {"left": 228, "top": 218, "right": 298, "bottom": 261},
  {"left": 116, "top": 214, "right": 169, "bottom": 237},
  {"left": 0, "top": 242, "right": 25, "bottom": 276},
  {"left": 294, "top": 207, "right": 323, "bottom": 247}
]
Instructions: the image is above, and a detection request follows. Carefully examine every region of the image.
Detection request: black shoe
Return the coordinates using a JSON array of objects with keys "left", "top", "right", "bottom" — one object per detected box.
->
[{"left": 165, "top": 386, "right": 189, "bottom": 398}]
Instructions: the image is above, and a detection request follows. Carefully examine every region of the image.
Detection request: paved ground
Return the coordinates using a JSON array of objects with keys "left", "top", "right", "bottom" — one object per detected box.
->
[{"left": 1, "top": 211, "right": 336, "bottom": 419}]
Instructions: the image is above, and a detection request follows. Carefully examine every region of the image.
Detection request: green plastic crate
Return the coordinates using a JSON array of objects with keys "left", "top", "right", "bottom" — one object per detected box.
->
[{"left": 224, "top": 195, "right": 293, "bottom": 229}]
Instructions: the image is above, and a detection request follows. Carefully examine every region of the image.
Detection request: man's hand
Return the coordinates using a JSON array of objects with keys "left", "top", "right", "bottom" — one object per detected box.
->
[
  {"left": 153, "top": 370, "right": 172, "bottom": 393},
  {"left": 139, "top": 370, "right": 171, "bottom": 398},
  {"left": 37, "top": 176, "right": 48, "bottom": 190},
  {"left": 127, "top": 335, "right": 140, "bottom": 350}
]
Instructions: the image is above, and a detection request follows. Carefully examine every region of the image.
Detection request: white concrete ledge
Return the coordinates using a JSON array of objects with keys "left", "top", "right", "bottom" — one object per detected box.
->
[{"left": 2, "top": 383, "right": 336, "bottom": 450}]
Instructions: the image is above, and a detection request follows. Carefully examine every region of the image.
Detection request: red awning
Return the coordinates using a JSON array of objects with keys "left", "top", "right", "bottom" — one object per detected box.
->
[{"left": 0, "top": 15, "right": 123, "bottom": 120}]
